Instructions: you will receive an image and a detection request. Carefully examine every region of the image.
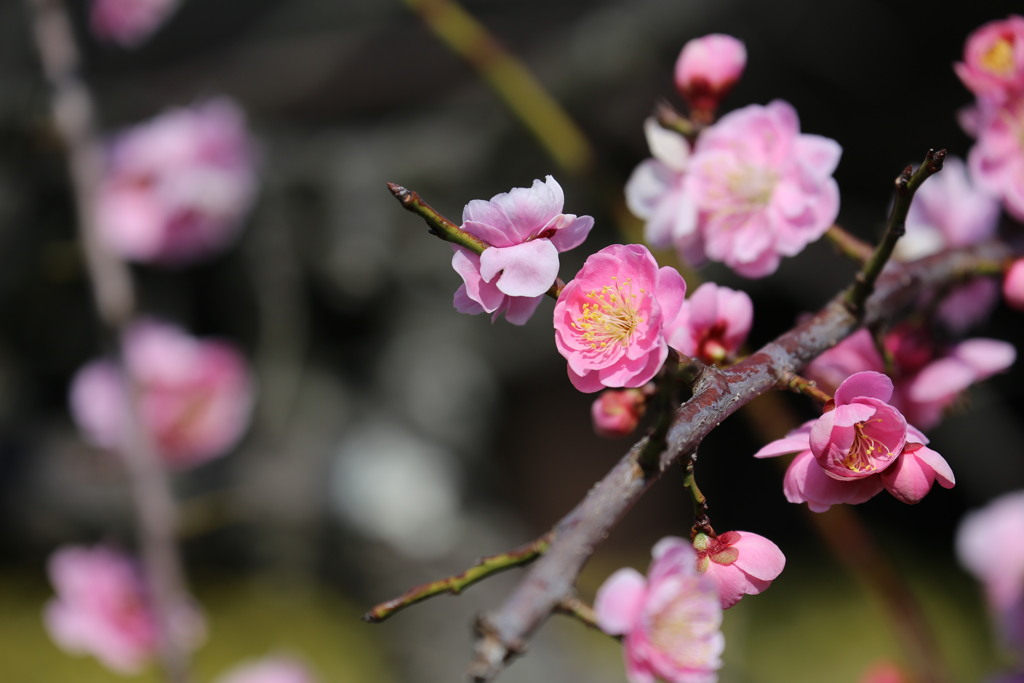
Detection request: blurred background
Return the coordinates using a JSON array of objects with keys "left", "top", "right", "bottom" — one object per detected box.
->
[{"left": 1, "top": 0, "right": 1023, "bottom": 680}]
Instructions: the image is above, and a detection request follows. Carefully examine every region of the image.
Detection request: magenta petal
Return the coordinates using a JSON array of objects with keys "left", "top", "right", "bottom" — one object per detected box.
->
[
  {"left": 753, "top": 424, "right": 813, "bottom": 458},
  {"left": 731, "top": 532, "right": 786, "bottom": 581},
  {"left": 706, "top": 564, "right": 747, "bottom": 609},
  {"left": 500, "top": 294, "right": 544, "bottom": 326},
  {"left": 594, "top": 568, "right": 648, "bottom": 635},
  {"left": 548, "top": 214, "right": 594, "bottom": 252},
  {"left": 834, "top": 371, "right": 894, "bottom": 405},
  {"left": 479, "top": 240, "right": 559, "bottom": 297}
]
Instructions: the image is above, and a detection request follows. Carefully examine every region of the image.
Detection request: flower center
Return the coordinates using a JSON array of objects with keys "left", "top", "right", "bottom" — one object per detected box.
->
[
  {"left": 572, "top": 277, "right": 644, "bottom": 350},
  {"left": 648, "top": 579, "right": 722, "bottom": 668},
  {"left": 841, "top": 419, "right": 891, "bottom": 473},
  {"left": 981, "top": 37, "right": 1015, "bottom": 76},
  {"left": 726, "top": 163, "right": 777, "bottom": 209}
]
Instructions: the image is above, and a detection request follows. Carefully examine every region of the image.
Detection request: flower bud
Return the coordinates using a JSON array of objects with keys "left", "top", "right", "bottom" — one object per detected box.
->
[
  {"left": 674, "top": 34, "right": 747, "bottom": 119},
  {"left": 591, "top": 388, "right": 646, "bottom": 438},
  {"left": 1003, "top": 258, "right": 1024, "bottom": 310}
]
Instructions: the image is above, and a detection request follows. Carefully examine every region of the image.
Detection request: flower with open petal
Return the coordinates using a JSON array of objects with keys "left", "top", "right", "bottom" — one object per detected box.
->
[{"left": 693, "top": 531, "right": 785, "bottom": 609}]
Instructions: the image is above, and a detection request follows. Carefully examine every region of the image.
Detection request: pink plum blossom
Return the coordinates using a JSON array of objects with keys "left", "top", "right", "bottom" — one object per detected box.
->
[
  {"left": 594, "top": 537, "right": 724, "bottom": 683},
  {"left": 686, "top": 100, "right": 841, "bottom": 277},
  {"left": 96, "top": 98, "right": 257, "bottom": 265},
  {"left": 70, "top": 320, "right": 253, "bottom": 469},
  {"left": 674, "top": 34, "right": 747, "bottom": 119},
  {"left": 806, "top": 325, "right": 1015, "bottom": 431},
  {"left": 215, "top": 656, "right": 319, "bottom": 683},
  {"left": 554, "top": 244, "right": 686, "bottom": 392},
  {"left": 665, "top": 282, "right": 753, "bottom": 365},
  {"left": 955, "top": 16, "right": 1024, "bottom": 103},
  {"left": 91, "top": 0, "right": 180, "bottom": 47},
  {"left": 1003, "top": 258, "right": 1024, "bottom": 310},
  {"left": 452, "top": 176, "right": 593, "bottom": 325},
  {"left": 966, "top": 97, "right": 1024, "bottom": 221},
  {"left": 592, "top": 388, "right": 647, "bottom": 438},
  {"left": 754, "top": 371, "right": 955, "bottom": 512},
  {"left": 44, "top": 545, "right": 203, "bottom": 673},
  {"left": 692, "top": 531, "right": 785, "bottom": 609}
]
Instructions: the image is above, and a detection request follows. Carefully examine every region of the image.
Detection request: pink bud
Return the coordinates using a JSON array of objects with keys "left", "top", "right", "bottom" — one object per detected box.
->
[
  {"left": 693, "top": 530, "right": 785, "bottom": 608},
  {"left": 1003, "top": 259, "right": 1024, "bottom": 310},
  {"left": 591, "top": 389, "right": 646, "bottom": 438},
  {"left": 674, "top": 34, "right": 747, "bottom": 118}
]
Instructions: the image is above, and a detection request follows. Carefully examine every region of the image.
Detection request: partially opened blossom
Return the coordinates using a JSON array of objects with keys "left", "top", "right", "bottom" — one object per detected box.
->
[
  {"left": 594, "top": 537, "right": 724, "bottom": 683},
  {"left": 554, "top": 244, "right": 686, "bottom": 392},
  {"left": 70, "top": 320, "right": 253, "bottom": 469},
  {"left": 674, "top": 34, "right": 747, "bottom": 119},
  {"left": 955, "top": 16, "right": 1024, "bottom": 103},
  {"left": 96, "top": 98, "right": 257, "bottom": 265},
  {"left": 452, "top": 176, "right": 593, "bottom": 325},
  {"left": 592, "top": 388, "right": 647, "bottom": 438},
  {"left": 44, "top": 545, "right": 204, "bottom": 674},
  {"left": 665, "top": 282, "right": 753, "bottom": 364},
  {"left": 686, "top": 101, "right": 841, "bottom": 277},
  {"left": 693, "top": 531, "right": 785, "bottom": 609},
  {"left": 754, "top": 372, "right": 955, "bottom": 511},
  {"left": 91, "top": 0, "right": 180, "bottom": 46},
  {"left": 215, "top": 656, "right": 319, "bottom": 683},
  {"left": 1003, "top": 258, "right": 1024, "bottom": 310}
]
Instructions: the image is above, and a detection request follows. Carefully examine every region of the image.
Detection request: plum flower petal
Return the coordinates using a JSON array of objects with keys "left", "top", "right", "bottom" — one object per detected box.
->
[
  {"left": 694, "top": 531, "right": 785, "bottom": 609},
  {"left": 554, "top": 244, "right": 686, "bottom": 393},
  {"left": 452, "top": 176, "right": 593, "bottom": 324},
  {"left": 214, "top": 656, "right": 319, "bottom": 683},
  {"left": 967, "top": 97, "right": 1024, "bottom": 221},
  {"left": 97, "top": 99, "right": 257, "bottom": 265},
  {"left": 955, "top": 16, "right": 1024, "bottom": 103},
  {"left": 664, "top": 282, "right": 753, "bottom": 365},
  {"left": 674, "top": 34, "right": 747, "bottom": 117},
  {"left": 91, "top": 0, "right": 180, "bottom": 46},
  {"left": 880, "top": 442, "right": 955, "bottom": 504},
  {"left": 70, "top": 320, "right": 253, "bottom": 470},
  {"left": 595, "top": 538, "right": 724, "bottom": 683},
  {"left": 1004, "top": 259, "right": 1024, "bottom": 310}
]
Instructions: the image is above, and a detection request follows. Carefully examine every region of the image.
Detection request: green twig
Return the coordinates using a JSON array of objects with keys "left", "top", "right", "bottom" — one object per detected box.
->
[
  {"left": 363, "top": 532, "right": 554, "bottom": 623},
  {"left": 844, "top": 149, "right": 947, "bottom": 313},
  {"left": 553, "top": 595, "right": 616, "bottom": 637},
  {"left": 655, "top": 102, "right": 699, "bottom": 141},
  {"left": 825, "top": 224, "right": 874, "bottom": 265},
  {"left": 684, "top": 449, "right": 713, "bottom": 538},
  {"left": 780, "top": 371, "right": 833, "bottom": 406}
]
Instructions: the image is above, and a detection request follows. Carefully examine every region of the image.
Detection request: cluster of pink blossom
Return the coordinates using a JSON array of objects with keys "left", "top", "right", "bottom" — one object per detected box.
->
[
  {"left": 91, "top": 0, "right": 180, "bottom": 46},
  {"left": 452, "top": 175, "right": 593, "bottom": 324},
  {"left": 806, "top": 324, "right": 1015, "bottom": 431},
  {"left": 754, "top": 372, "right": 955, "bottom": 512},
  {"left": 96, "top": 98, "right": 258, "bottom": 266},
  {"left": 958, "top": 16, "right": 1024, "bottom": 222},
  {"left": 44, "top": 545, "right": 204, "bottom": 673},
  {"left": 70, "top": 319, "right": 253, "bottom": 470},
  {"left": 626, "top": 36, "right": 842, "bottom": 278}
]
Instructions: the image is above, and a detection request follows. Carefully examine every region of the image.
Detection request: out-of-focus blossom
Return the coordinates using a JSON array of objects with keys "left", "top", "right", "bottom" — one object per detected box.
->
[
  {"left": 754, "top": 372, "right": 955, "bottom": 512},
  {"left": 44, "top": 545, "right": 203, "bottom": 674},
  {"left": 1003, "top": 258, "right": 1024, "bottom": 310},
  {"left": 96, "top": 98, "right": 257, "bottom": 265},
  {"left": 215, "top": 656, "right": 319, "bottom": 683},
  {"left": 967, "top": 97, "right": 1024, "bottom": 221},
  {"left": 70, "top": 320, "right": 253, "bottom": 469},
  {"left": 957, "top": 490, "right": 1024, "bottom": 662},
  {"left": 674, "top": 34, "right": 747, "bottom": 119},
  {"left": 592, "top": 388, "right": 647, "bottom": 438},
  {"left": 860, "top": 661, "right": 911, "bottom": 683},
  {"left": 686, "top": 100, "right": 841, "bottom": 277},
  {"left": 665, "top": 282, "right": 752, "bottom": 365},
  {"left": 692, "top": 531, "right": 784, "bottom": 609},
  {"left": 594, "top": 537, "right": 724, "bottom": 683},
  {"left": 806, "top": 325, "right": 1015, "bottom": 431},
  {"left": 955, "top": 16, "right": 1024, "bottom": 103},
  {"left": 452, "top": 176, "right": 593, "bottom": 325},
  {"left": 554, "top": 244, "right": 686, "bottom": 393},
  {"left": 91, "top": 0, "right": 180, "bottom": 47}
]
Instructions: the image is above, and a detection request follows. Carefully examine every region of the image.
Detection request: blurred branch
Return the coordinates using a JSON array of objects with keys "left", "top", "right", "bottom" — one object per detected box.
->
[
  {"left": 467, "top": 236, "right": 1008, "bottom": 682},
  {"left": 402, "top": 0, "right": 594, "bottom": 174},
  {"left": 26, "top": 1, "right": 193, "bottom": 681}
]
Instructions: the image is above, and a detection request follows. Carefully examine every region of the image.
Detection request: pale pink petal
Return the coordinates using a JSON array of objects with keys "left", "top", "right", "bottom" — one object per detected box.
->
[
  {"left": 479, "top": 240, "right": 559, "bottom": 297},
  {"left": 594, "top": 568, "right": 648, "bottom": 635},
  {"left": 643, "top": 118, "right": 691, "bottom": 172},
  {"left": 834, "top": 371, "right": 895, "bottom": 405},
  {"left": 548, "top": 214, "right": 595, "bottom": 252},
  {"left": 731, "top": 532, "right": 786, "bottom": 581},
  {"left": 752, "top": 425, "right": 813, "bottom": 458}
]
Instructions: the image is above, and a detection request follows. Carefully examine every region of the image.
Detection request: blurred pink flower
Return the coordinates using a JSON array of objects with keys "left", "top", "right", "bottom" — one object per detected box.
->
[
  {"left": 693, "top": 531, "right": 784, "bottom": 609},
  {"left": 91, "top": 0, "right": 180, "bottom": 46},
  {"left": 754, "top": 372, "right": 955, "bottom": 511},
  {"left": 674, "top": 34, "right": 747, "bottom": 118},
  {"left": 967, "top": 97, "right": 1024, "bottom": 221},
  {"left": 685, "top": 100, "right": 841, "bottom": 277},
  {"left": 594, "top": 537, "right": 724, "bottom": 683},
  {"left": 955, "top": 16, "right": 1024, "bottom": 103},
  {"left": 665, "top": 282, "right": 752, "bottom": 365},
  {"left": 70, "top": 320, "right": 253, "bottom": 469},
  {"left": 215, "top": 656, "right": 319, "bottom": 683},
  {"left": 44, "top": 545, "right": 203, "bottom": 673},
  {"left": 860, "top": 661, "right": 911, "bottom": 683},
  {"left": 96, "top": 98, "right": 257, "bottom": 265},
  {"left": 554, "top": 244, "right": 686, "bottom": 392},
  {"left": 452, "top": 176, "right": 593, "bottom": 325},
  {"left": 592, "top": 388, "right": 647, "bottom": 438},
  {"left": 806, "top": 326, "right": 1015, "bottom": 431},
  {"left": 1004, "top": 258, "right": 1024, "bottom": 310}
]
